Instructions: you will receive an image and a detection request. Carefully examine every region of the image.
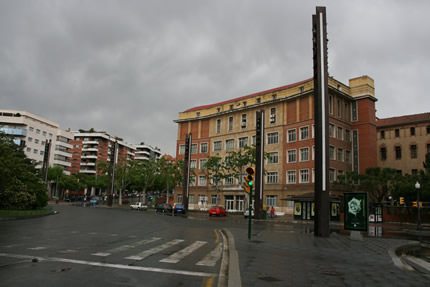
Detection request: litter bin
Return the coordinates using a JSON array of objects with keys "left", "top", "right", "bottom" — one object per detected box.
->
[{"left": 263, "top": 210, "right": 267, "bottom": 219}]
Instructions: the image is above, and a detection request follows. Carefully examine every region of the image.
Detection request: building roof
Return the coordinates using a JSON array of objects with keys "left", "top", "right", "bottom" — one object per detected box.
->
[
  {"left": 376, "top": 112, "right": 430, "bottom": 128},
  {"left": 184, "top": 78, "right": 313, "bottom": 112}
]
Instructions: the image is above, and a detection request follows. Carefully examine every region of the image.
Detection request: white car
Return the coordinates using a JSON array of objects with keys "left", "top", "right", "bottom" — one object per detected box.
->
[{"left": 130, "top": 202, "right": 147, "bottom": 211}]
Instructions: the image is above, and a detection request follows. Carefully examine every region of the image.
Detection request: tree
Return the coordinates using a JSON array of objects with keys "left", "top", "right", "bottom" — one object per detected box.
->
[
  {"left": 359, "top": 167, "right": 399, "bottom": 203},
  {"left": 0, "top": 132, "right": 48, "bottom": 209},
  {"left": 202, "top": 155, "right": 225, "bottom": 194},
  {"left": 156, "top": 158, "right": 184, "bottom": 201}
]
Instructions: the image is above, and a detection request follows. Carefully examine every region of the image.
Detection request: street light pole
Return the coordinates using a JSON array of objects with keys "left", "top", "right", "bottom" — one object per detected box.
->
[{"left": 415, "top": 181, "right": 421, "bottom": 231}]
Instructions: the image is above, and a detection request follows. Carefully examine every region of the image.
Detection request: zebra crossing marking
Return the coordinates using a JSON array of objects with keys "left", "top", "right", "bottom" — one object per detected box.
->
[
  {"left": 92, "top": 237, "right": 161, "bottom": 257},
  {"left": 196, "top": 243, "right": 222, "bottom": 266},
  {"left": 160, "top": 241, "right": 207, "bottom": 264},
  {"left": 125, "top": 239, "right": 184, "bottom": 261}
]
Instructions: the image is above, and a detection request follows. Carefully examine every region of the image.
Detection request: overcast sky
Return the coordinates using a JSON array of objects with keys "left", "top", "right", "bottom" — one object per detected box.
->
[{"left": 1, "top": 0, "right": 429, "bottom": 156}]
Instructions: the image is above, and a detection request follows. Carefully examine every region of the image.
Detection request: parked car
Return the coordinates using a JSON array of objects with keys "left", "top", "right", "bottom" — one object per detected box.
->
[
  {"left": 209, "top": 206, "right": 227, "bottom": 217},
  {"left": 155, "top": 203, "right": 173, "bottom": 213},
  {"left": 174, "top": 204, "right": 186, "bottom": 214},
  {"left": 130, "top": 202, "right": 148, "bottom": 211},
  {"left": 244, "top": 208, "right": 255, "bottom": 218}
]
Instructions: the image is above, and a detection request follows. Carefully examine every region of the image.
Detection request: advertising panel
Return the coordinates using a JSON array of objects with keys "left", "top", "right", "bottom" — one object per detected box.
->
[{"left": 344, "top": 192, "right": 368, "bottom": 231}]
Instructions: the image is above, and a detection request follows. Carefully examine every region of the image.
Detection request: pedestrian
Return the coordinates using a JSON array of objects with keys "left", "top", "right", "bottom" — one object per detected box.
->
[{"left": 270, "top": 206, "right": 275, "bottom": 218}]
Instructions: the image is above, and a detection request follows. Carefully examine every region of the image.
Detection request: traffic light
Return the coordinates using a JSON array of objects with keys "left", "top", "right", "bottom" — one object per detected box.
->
[
  {"left": 243, "top": 178, "right": 250, "bottom": 193},
  {"left": 245, "top": 166, "right": 255, "bottom": 187},
  {"left": 413, "top": 201, "right": 417, "bottom": 207},
  {"left": 399, "top": 197, "right": 404, "bottom": 205}
]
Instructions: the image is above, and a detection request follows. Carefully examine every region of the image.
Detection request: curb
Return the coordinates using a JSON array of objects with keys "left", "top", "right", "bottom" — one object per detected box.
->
[{"left": 388, "top": 241, "right": 420, "bottom": 271}]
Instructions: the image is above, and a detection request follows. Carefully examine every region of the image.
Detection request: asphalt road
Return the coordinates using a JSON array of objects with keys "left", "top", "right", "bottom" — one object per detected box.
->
[{"left": 0, "top": 205, "right": 244, "bottom": 287}]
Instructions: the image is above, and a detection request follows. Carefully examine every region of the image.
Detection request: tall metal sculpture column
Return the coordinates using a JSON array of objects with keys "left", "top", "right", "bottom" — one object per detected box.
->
[{"left": 313, "top": 6, "right": 330, "bottom": 237}]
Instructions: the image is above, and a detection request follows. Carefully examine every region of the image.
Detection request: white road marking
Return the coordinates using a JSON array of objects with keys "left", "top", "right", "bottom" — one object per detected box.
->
[
  {"left": 160, "top": 241, "right": 207, "bottom": 264},
  {"left": 92, "top": 237, "right": 161, "bottom": 257},
  {"left": 28, "top": 247, "right": 47, "bottom": 250},
  {"left": 59, "top": 249, "right": 78, "bottom": 254},
  {"left": 0, "top": 253, "right": 215, "bottom": 277},
  {"left": 125, "top": 239, "right": 184, "bottom": 261},
  {"left": 196, "top": 243, "right": 222, "bottom": 266}
]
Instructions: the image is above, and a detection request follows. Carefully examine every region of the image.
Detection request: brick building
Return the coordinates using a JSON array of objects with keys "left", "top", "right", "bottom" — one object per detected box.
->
[{"left": 174, "top": 76, "right": 377, "bottom": 214}]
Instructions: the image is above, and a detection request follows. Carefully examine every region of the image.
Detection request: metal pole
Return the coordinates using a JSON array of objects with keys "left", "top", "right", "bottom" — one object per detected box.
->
[
  {"left": 248, "top": 185, "right": 253, "bottom": 240},
  {"left": 417, "top": 185, "right": 421, "bottom": 231}
]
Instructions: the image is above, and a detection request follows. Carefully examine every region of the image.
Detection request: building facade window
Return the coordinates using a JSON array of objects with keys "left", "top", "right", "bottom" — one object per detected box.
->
[
  {"left": 329, "top": 146, "right": 336, "bottom": 160},
  {"left": 200, "top": 143, "right": 208, "bottom": 153},
  {"left": 410, "top": 145, "right": 417, "bottom": 159},
  {"left": 395, "top": 129, "right": 400, "bottom": 137},
  {"left": 352, "top": 101, "right": 358, "bottom": 121},
  {"left": 189, "top": 194, "right": 194, "bottom": 204},
  {"left": 270, "top": 108, "right": 276, "bottom": 124},
  {"left": 288, "top": 129, "right": 296, "bottom": 142},
  {"left": 380, "top": 130, "right": 385, "bottom": 139},
  {"left": 329, "top": 168, "right": 336, "bottom": 182},
  {"left": 395, "top": 146, "right": 402, "bottom": 159},
  {"left": 329, "top": 95, "right": 333, "bottom": 114},
  {"left": 238, "top": 137, "right": 248, "bottom": 148},
  {"left": 225, "top": 139, "right": 235, "bottom": 150},
  {"left": 266, "top": 172, "right": 278, "bottom": 184},
  {"left": 329, "top": 124, "right": 335, "bottom": 138},
  {"left": 380, "top": 147, "right": 387, "bottom": 161},
  {"left": 267, "top": 132, "right": 279, "bottom": 144},
  {"left": 267, "top": 152, "right": 279, "bottom": 164},
  {"left": 345, "top": 129, "right": 351, "bottom": 142},
  {"left": 410, "top": 127, "right": 415, "bottom": 136},
  {"left": 216, "top": 119, "right": 221, "bottom": 134},
  {"left": 199, "top": 176, "right": 207, "bottom": 186},
  {"left": 337, "top": 148, "right": 344, "bottom": 162},
  {"left": 213, "top": 141, "right": 222, "bottom": 151},
  {"left": 225, "top": 175, "right": 234, "bottom": 185},
  {"left": 191, "top": 144, "right": 198, "bottom": 154},
  {"left": 190, "top": 159, "right": 197, "bottom": 169},
  {"left": 300, "top": 169, "right": 309, "bottom": 183},
  {"left": 190, "top": 176, "right": 196, "bottom": 186},
  {"left": 179, "top": 144, "right": 185, "bottom": 155},
  {"left": 287, "top": 170, "right": 296, "bottom": 184},
  {"left": 345, "top": 150, "right": 352, "bottom": 163},
  {"left": 300, "top": 147, "right": 309, "bottom": 162},
  {"left": 300, "top": 126, "right": 309, "bottom": 140},
  {"left": 199, "top": 159, "right": 208, "bottom": 169},
  {"left": 241, "top": 114, "right": 247, "bottom": 128},
  {"left": 337, "top": 127, "right": 343, "bottom": 140},
  {"left": 177, "top": 195, "right": 183, "bottom": 203},
  {"left": 266, "top": 195, "right": 278, "bottom": 207},
  {"left": 287, "top": 149, "right": 297, "bottom": 163},
  {"left": 337, "top": 99, "right": 342, "bottom": 118},
  {"left": 228, "top": 117, "right": 233, "bottom": 132}
]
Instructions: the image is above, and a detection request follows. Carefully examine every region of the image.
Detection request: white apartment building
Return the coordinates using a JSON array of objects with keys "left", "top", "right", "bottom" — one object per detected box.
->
[
  {"left": 134, "top": 142, "right": 162, "bottom": 161},
  {"left": 0, "top": 110, "right": 73, "bottom": 174}
]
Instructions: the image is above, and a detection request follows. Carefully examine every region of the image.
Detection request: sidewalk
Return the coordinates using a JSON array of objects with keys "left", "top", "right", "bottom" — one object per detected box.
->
[{"left": 228, "top": 226, "right": 430, "bottom": 287}]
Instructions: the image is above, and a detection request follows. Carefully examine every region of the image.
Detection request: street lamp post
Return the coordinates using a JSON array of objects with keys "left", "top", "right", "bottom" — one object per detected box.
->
[{"left": 415, "top": 181, "right": 421, "bottom": 231}]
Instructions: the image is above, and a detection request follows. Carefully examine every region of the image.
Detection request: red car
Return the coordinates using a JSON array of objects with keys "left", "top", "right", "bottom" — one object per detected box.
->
[{"left": 209, "top": 206, "right": 227, "bottom": 217}]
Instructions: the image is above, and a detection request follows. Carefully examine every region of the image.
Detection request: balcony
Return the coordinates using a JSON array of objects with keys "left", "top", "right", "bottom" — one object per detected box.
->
[
  {"left": 82, "top": 147, "right": 98, "bottom": 152},
  {"left": 82, "top": 140, "right": 99, "bottom": 145},
  {"left": 81, "top": 155, "right": 98, "bottom": 160},
  {"left": 0, "top": 127, "right": 27, "bottom": 136},
  {"left": 135, "top": 156, "right": 149, "bottom": 160},
  {"left": 81, "top": 162, "right": 96, "bottom": 167},
  {"left": 53, "top": 159, "right": 71, "bottom": 167}
]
